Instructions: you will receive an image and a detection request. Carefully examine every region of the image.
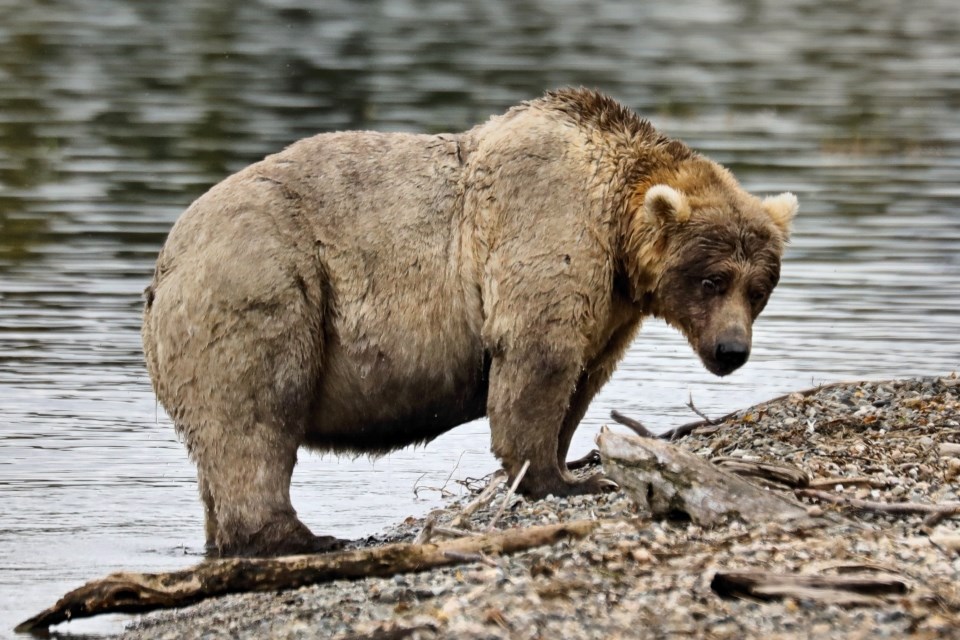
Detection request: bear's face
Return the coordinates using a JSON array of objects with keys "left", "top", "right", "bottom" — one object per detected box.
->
[{"left": 642, "top": 184, "right": 798, "bottom": 377}]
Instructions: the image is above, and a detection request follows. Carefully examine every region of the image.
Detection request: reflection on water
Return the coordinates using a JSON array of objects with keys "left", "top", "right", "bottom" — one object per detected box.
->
[{"left": 1, "top": 0, "right": 959, "bottom": 635}]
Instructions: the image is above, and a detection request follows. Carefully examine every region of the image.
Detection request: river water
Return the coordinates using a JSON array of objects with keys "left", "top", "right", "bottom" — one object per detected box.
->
[{"left": 1, "top": 0, "right": 958, "bottom": 635}]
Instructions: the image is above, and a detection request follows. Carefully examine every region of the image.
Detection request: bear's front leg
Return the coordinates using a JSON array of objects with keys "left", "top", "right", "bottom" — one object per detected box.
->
[{"left": 487, "top": 342, "right": 615, "bottom": 498}]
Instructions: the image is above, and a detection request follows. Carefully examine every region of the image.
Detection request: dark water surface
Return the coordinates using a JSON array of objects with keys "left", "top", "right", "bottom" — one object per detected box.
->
[{"left": 2, "top": 0, "right": 959, "bottom": 635}]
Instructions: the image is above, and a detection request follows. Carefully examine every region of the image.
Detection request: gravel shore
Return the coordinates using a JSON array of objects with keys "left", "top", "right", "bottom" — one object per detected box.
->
[{"left": 120, "top": 375, "right": 960, "bottom": 639}]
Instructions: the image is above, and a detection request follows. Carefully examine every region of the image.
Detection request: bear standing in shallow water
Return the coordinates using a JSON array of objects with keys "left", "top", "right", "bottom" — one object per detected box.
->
[{"left": 142, "top": 88, "right": 798, "bottom": 557}]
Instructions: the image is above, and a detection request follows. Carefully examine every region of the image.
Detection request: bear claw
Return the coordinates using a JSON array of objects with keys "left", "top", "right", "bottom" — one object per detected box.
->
[{"left": 520, "top": 472, "right": 619, "bottom": 499}]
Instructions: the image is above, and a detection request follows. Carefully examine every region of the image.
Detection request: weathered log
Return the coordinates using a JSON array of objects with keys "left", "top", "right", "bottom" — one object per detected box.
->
[
  {"left": 16, "top": 520, "right": 599, "bottom": 633},
  {"left": 597, "top": 428, "right": 825, "bottom": 528},
  {"left": 711, "top": 570, "right": 909, "bottom": 605}
]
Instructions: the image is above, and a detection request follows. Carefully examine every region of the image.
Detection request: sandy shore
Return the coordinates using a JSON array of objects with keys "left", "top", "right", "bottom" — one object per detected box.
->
[{"left": 117, "top": 375, "right": 960, "bottom": 639}]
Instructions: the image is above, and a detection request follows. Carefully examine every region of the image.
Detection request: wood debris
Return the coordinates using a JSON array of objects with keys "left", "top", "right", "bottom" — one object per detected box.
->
[
  {"left": 597, "top": 429, "right": 826, "bottom": 528},
  {"left": 711, "top": 570, "right": 909, "bottom": 606}
]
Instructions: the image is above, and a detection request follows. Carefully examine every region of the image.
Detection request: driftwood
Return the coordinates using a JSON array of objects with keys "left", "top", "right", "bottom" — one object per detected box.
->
[
  {"left": 16, "top": 519, "right": 598, "bottom": 633},
  {"left": 711, "top": 570, "right": 909, "bottom": 605},
  {"left": 796, "top": 488, "right": 960, "bottom": 519},
  {"left": 597, "top": 429, "right": 826, "bottom": 529}
]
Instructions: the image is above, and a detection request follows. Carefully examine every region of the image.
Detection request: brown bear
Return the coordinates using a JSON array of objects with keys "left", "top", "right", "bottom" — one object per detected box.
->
[{"left": 142, "top": 88, "right": 797, "bottom": 557}]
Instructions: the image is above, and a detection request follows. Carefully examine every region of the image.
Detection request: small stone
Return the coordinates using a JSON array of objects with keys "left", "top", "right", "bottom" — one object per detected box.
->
[{"left": 946, "top": 458, "right": 960, "bottom": 481}]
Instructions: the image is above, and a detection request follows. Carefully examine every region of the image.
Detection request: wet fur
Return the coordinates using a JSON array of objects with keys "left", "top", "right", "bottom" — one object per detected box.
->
[{"left": 142, "top": 88, "right": 795, "bottom": 556}]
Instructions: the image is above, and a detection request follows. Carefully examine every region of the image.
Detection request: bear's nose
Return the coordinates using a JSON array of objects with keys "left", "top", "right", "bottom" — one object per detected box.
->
[{"left": 715, "top": 341, "right": 749, "bottom": 373}]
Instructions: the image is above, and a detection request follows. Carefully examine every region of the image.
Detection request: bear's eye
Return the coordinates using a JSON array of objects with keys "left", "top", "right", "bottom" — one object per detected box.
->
[
  {"left": 701, "top": 278, "right": 719, "bottom": 294},
  {"left": 748, "top": 289, "right": 767, "bottom": 304}
]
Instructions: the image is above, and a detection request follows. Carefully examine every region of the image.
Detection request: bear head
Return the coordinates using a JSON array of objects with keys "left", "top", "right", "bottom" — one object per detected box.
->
[{"left": 632, "top": 159, "right": 798, "bottom": 377}]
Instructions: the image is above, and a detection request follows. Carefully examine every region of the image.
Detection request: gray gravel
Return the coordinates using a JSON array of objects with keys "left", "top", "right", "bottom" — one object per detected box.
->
[{"left": 120, "top": 375, "right": 960, "bottom": 639}]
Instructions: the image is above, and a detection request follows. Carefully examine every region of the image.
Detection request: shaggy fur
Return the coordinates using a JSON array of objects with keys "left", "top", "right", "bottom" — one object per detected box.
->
[{"left": 142, "top": 88, "right": 797, "bottom": 557}]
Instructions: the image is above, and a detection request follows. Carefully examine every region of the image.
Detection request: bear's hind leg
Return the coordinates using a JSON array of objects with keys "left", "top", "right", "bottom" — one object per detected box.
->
[
  {"left": 195, "top": 423, "right": 341, "bottom": 557},
  {"left": 146, "top": 222, "right": 340, "bottom": 557}
]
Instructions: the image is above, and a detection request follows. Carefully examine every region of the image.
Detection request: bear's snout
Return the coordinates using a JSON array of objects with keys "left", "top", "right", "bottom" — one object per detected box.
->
[
  {"left": 714, "top": 339, "right": 749, "bottom": 375},
  {"left": 700, "top": 326, "right": 751, "bottom": 377}
]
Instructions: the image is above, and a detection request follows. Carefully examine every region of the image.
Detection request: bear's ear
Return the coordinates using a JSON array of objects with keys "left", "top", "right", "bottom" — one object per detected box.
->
[
  {"left": 644, "top": 184, "right": 691, "bottom": 226},
  {"left": 762, "top": 192, "right": 799, "bottom": 238}
]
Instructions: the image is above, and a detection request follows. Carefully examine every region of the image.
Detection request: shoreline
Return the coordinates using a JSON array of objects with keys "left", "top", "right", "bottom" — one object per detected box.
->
[{"left": 102, "top": 375, "right": 960, "bottom": 638}]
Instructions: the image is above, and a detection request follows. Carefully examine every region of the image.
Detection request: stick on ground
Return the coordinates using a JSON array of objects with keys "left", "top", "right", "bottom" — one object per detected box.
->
[
  {"left": 450, "top": 470, "right": 508, "bottom": 529},
  {"left": 685, "top": 391, "right": 717, "bottom": 425},
  {"left": 796, "top": 489, "right": 960, "bottom": 518},
  {"left": 610, "top": 411, "right": 658, "bottom": 438},
  {"left": 711, "top": 570, "right": 909, "bottom": 605},
  {"left": 488, "top": 460, "right": 529, "bottom": 531},
  {"left": 16, "top": 519, "right": 600, "bottom": 633},
  {"left": 566, "top": 449, "right": 602, "bottom": 471}
]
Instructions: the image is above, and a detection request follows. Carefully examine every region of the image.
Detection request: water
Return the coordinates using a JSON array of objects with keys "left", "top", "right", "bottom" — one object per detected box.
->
[{"left": 1, "top": 0, "right": 958, "bottom": 635}]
